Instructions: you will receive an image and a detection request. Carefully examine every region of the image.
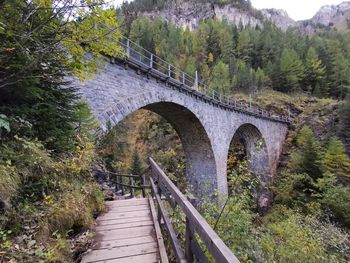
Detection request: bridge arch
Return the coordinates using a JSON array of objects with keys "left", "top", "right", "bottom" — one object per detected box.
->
[
  {"left": 99, "top": 94, "right": 218, "bottom": 197},
  {"left": 226, "top": 123, "right": 272, "bottom": 210}
]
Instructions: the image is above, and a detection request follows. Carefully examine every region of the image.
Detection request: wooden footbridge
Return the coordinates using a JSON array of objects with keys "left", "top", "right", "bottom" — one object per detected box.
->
[{"left": 82, "top": 158, "right": 240, "bottom": 263}]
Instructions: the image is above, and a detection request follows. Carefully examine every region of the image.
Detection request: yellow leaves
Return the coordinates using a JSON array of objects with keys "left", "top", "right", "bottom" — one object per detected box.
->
[
  {"left": 44, "top": 195, "right": 55, "bottom": 206},
  {"left": 207, "top": 52, "right": 214, "bottom": 64},
  {"left": 61, "top": 5, "right": 122, "bottom": 80},
  {"left": 33, "top": 0, "right": 53, "bottom": 8}
]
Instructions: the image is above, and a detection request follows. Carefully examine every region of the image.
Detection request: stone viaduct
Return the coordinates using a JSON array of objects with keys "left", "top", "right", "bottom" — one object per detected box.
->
[{"left": 74, "top": 39, "right": 289, "bottom": 207}]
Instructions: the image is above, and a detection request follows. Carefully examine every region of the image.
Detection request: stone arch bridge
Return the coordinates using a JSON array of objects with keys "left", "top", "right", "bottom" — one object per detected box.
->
[{"left": 75, "top": 38, "right": 289, "bottom": 206}]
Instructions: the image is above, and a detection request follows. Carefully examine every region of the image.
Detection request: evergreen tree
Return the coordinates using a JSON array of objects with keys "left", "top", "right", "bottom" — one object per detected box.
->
[
  {"left": 290, "top": 126, "right": 323, "bottom": 180},
  {"left": 330, "top": 53, "right": 350, "bottom": 99},
  {"left": 236, "top": 30, "right": 252, "bottom": 64},
  {"left": 209, "top": 60, "right": 231, "bottom": 94},
  {"left": 341, "top": 91, "right": 350, "bottom": 136},
  {"left": 323, "top": 137, "right": 350, "bottom": 181},
  {"left": 130, "top": 150, "right": 143, "bottom": 175},
  {"left": 278, "top": 48, "right": 305, "bottom": 93},
  {"left": 304, "top": 47, "right": 326, "bottom": 96},
  {"left": 232, "top": 59, "right": 252, "bottom": 90}
]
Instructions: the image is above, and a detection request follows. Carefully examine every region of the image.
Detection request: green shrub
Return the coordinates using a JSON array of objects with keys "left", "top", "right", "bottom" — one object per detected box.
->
[
  {"left": 261, "top": 209, "right": 327, "bottom": 263},
  {"left": 322, "top": 186, "right": 350, "bottom": 228}
]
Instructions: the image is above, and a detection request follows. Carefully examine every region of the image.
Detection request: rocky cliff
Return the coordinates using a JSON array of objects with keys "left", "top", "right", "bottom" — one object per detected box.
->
[
  {"left": 128, "top": 0, "right": 350, "bottom": 33},
  {"left": 300, "top": 1, "right": 350, "bottom": 33}
]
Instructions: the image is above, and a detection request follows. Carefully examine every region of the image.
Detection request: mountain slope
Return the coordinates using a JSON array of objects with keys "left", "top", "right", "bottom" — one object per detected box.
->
[
  {"left": 301, "top": 1, "right": 350, "bottom": 33},
  {"left": 122, "top": 0, "right": 350, "bottom": 32}
]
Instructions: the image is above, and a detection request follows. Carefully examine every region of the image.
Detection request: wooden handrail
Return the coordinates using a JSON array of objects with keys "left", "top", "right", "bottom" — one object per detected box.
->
[
  {"left": 149, "top": 157, "right": 240, "bottom": 263},
  {"left": 109, "top": 172, "right": 147, "bottom": 198}
]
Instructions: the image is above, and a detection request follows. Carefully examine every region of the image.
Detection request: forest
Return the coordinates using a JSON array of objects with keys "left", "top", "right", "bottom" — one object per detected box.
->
[{"left": 0, "top": 0, "right": 350, "bottom": 262}]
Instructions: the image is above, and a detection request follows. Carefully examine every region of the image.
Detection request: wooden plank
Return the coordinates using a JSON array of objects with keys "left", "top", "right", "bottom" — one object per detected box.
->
[
  {"left": 106, "top": 202, "right": 150, "bottom": 209},
  {"left": 106, "top": 201, "right": 148, "bottom": 208},
  {"left": 106, "top": 198, "right": 148, "bottom": 206},
  {"left": 107, "top": 205, "right": 150, "bottom": 213},
  {"left": 81, "top": 242, "right": 158, "bottom": 263},
  {"left": 92, "top": 236, "right": 156, "bottom": 250},
  {"left": 97, "top": 210, "right": 151, "bottom": 221},
  {"left": 149, "top": 158, "right": 240, "bottom": 263},
  {"left": 97, "top": 216, "right": 152, "bottom": 226},
  {"left": 101, "top": 253, "right": 159, "bottom": 263},
  {"left": 95, "top": 220, "right": 154, "bottom": 231},
  {"left": 95, "top": 225, "right": 154, "bottom": 241},
  {"left": 148, "top": 197, "right": 169, "bottom": 263}
]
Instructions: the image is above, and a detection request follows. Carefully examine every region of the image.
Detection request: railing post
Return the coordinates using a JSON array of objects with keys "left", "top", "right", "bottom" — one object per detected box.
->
[
  {"left": 168, "top": 64, "right": 171, "bottom": 78},
  {"left": 157, "top": 175, "right": 162, "bottom": 225},
  {"left": 182, "top": 72, "right": 185, "bottom": 84},
  {"left": 141, "top": 174, "right": 146, "bottom": 198},
  {"left": 288, "top": 107, "right": 291, "bottom": 120},
  {"left": 185, "top": 217, "right": 194, "bottom": 263},
  {"left": 114, "top": 175, "right": 119, "bottom": 192},
  {"left": 185, "top": 196, "right": 196, "bottom": 262},
  {"left": 121, "top": 176, "right": 125, "bottom": 196},
  {"left": 195, "top": 70, "right": 198, "bottom": 91},
  {"left": 249, "top": 94, "right": 252, "bottom": 111},
  {"left": 150, "top": 54, "right": 153, "bottom": 69},
  {"left": 130, "top": 177, "right": 135, "bottom": 198},
  {"left": 126, "top": 39, "right": 130, "bottom": 58}
]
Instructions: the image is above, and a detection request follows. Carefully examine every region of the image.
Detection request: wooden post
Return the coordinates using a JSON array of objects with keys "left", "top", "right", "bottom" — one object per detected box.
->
[
  {"left": 126, "top": 39, "right": 130, "bottom": 58},
  {"left": 142, "top": 174, "right": 146, "bottom": 198},
  {"left": 157, "top": 176, "right": 162, "bottom": 225},
  {"left": 115, "top": 175, "right": 119, "bottom": 192},
  {"left": 168, "top": 64, "right": 171, "bottom": 77},
  {"left": 182, "top": 72, "right": 185, "bottom": 84},
  {"left": 249, "top": 94, "right": 252, "bottom": 111},
  {"left": 195, "top": 70, "right": 198, "bottom": 91},
  {"left": 121, "top": 176, "right": 125, "bottom": 196},
  {"left": 150, "top": 54, "right": 153, "bottom": 68},
  {"left": 288, "top": 107, "right": 291, "bottom": 120},
  {"left": 185, "top": 217, "right": 194, "bottom": 263},
  {"left": 130, "top": 177, "right": 135, "bottom": 198}
]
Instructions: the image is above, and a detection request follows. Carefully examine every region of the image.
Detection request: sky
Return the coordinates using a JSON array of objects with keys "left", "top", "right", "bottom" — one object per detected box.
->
[{"left": 112, "top": 0, "right": 346, "bottom": 21}]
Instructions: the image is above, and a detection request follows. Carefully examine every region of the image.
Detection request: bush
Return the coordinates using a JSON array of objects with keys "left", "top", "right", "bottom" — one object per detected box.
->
[
  {"left": 261, "top": 208, "right": 327, "bottom": 263},
  {"left": 322, "top": 186, "right": 350, "bottom": 228}
]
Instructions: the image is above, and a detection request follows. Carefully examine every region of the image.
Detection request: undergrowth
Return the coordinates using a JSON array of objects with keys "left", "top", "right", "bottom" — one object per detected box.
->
[{"left": 0, "top": 135, "right": 104, "bottom": 263}]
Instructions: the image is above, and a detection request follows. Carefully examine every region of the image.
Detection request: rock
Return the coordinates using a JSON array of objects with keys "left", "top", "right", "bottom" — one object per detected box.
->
[{"left": 130, "top": 0, "right": 350, "bottom": 33}]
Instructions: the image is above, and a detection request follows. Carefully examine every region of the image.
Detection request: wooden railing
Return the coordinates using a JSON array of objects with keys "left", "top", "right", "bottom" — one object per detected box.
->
[
  {"left": 148, "top": 158, "right": 240, "bottom": 263},
  {"left": 108, "top": 171, "right": 148, "bottom": 198}
]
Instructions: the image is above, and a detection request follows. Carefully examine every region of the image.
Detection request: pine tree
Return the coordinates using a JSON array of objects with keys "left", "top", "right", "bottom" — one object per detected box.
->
[
  {"left": 290, "top": 126, "right": 323, "bottom": 180},
  {"left": 130, "top": 150, "right": 143, "bottom": 175},
  {"left": 323, "top": 137, "right": 350, "bottom": 181},
  {"left": 330, "top": 53, "right": 350, "bottom": 99},
  {"left": 236, "top": 30, "right": 252, "bottom": 64},
  {"left": 304, "top": 47, "right": 326, "bottom": 96},
  {"left": 209, "top": 60, "right": 231, "bottom": 94},
  {"left": 278, "top": 48, "right": 305, "bottom": 93},
  {"left": 341, "top": 91, "right": 350, "bottom": 136}
]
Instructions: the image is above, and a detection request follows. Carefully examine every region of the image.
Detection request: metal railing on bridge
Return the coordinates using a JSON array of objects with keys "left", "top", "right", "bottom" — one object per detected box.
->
[
  {"left": 115, "top": 36, "right": 291, "bottom": 124},
  {"left": 108, "top": 158, "right": 240, "bottom": 263}
]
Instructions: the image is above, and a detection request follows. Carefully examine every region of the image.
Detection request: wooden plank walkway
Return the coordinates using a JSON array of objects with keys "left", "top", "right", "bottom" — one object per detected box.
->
[{"left": 81, "top": 197, "right": 168, "bottom": 263}]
